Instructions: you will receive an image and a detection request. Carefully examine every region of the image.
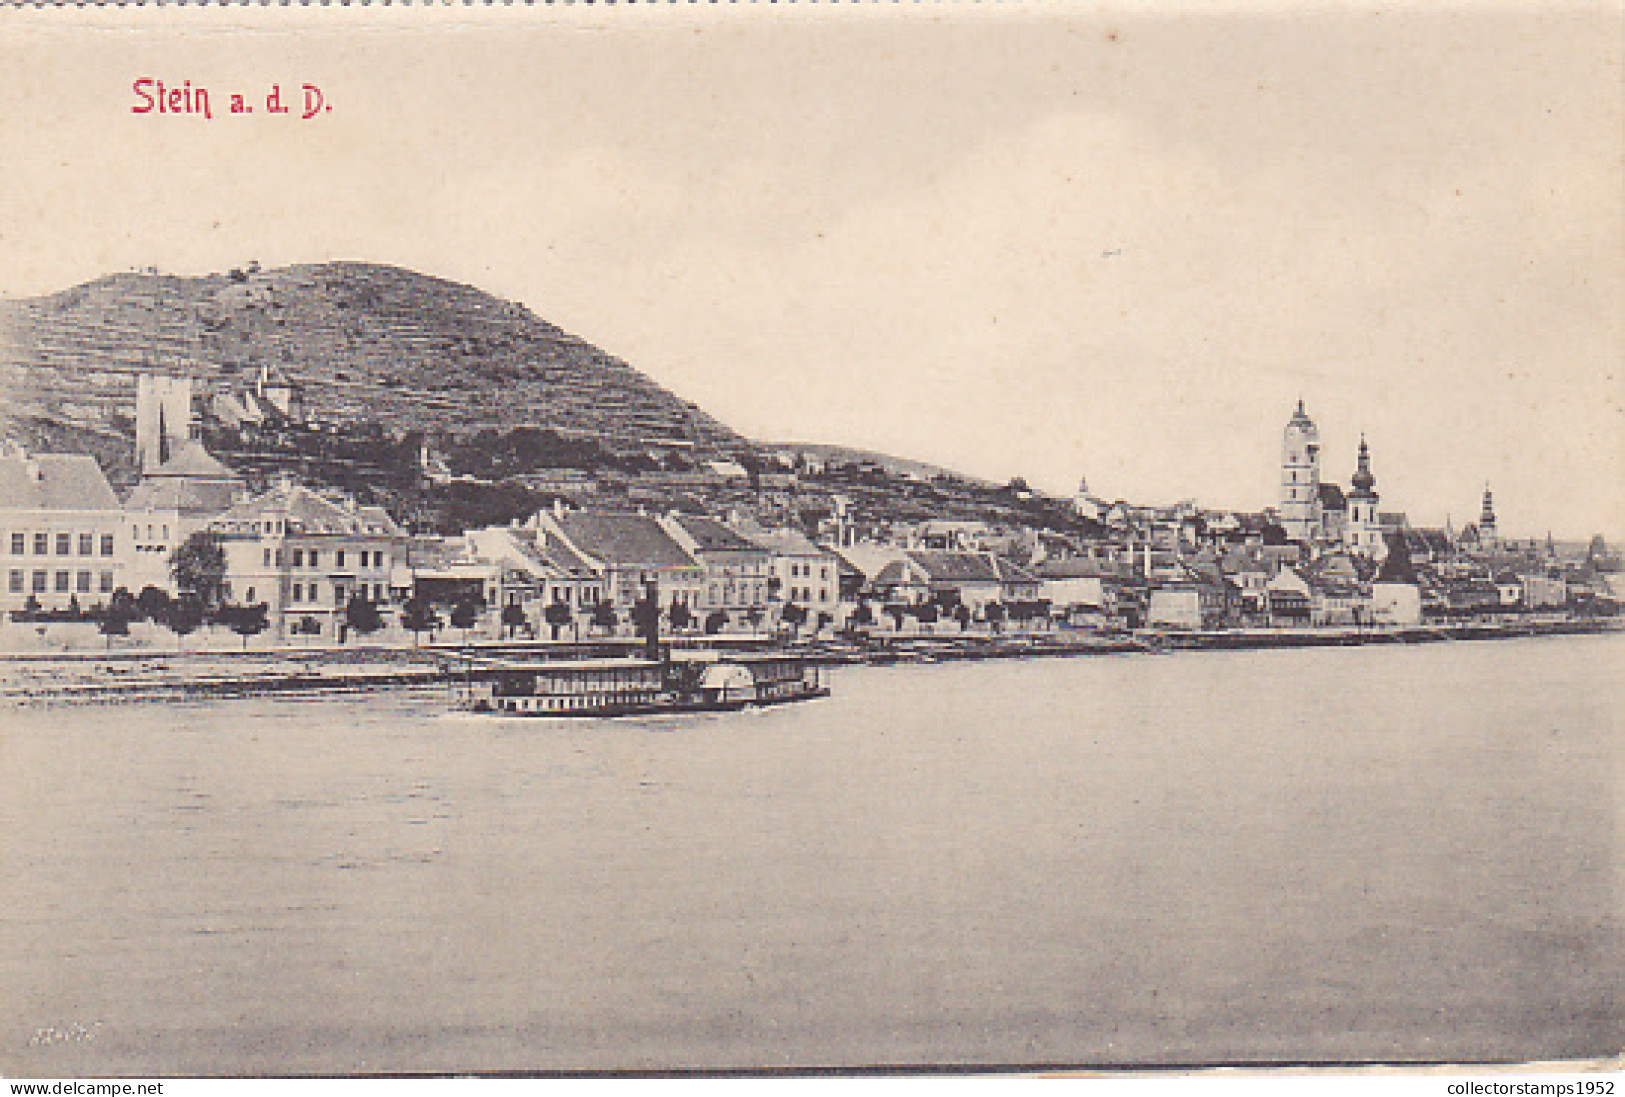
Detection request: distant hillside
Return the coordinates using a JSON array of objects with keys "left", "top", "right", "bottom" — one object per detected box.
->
[
  {"left": 0, "top": 261, "right": 746, "bottom": 483},
  {"left": 772, "top": 442, "right": 998, "bottom": 490}
]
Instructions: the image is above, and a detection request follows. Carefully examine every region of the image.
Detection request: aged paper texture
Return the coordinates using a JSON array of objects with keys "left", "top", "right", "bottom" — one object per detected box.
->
[{"left": 0, "top": 1, "right": 1620, "bottom": 1079}]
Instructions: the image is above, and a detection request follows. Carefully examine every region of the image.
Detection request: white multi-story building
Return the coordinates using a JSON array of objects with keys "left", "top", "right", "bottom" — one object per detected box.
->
[
  {"left": 206, "top": 481, "right": 406, "bottom": 639},
  {"left": 122, "top": 440, "right": 247, "bottom": 594},
  {"left": 733, "top": 523, "right": 841, "bottom": 611},
  {"left": 0, "top": 448, "right": 126, "bottom": 614},
  {"left": 661, "top": 515, "right": 773, "bottom": 615}
]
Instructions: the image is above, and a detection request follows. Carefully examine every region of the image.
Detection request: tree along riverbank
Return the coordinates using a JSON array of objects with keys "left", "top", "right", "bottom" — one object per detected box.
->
[{"left": 1, "top": 617, "right": 1617, "bottom": 705}]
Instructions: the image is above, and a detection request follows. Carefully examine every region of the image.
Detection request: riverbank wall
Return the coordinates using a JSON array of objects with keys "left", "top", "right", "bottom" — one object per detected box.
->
[{"left": 2, "top": 617, "right": 1617, "bottom": 704}]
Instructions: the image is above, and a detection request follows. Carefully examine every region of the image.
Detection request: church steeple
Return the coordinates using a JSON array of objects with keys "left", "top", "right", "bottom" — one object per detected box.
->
[
  {"left": 1479, "top": 483, "right": 1497, "bottom": 549},
  {"left": 1280, "top": 400, "right": 1321, "bottom": 543},
  {"left": 1350, "top": 434, "right": 1377, "bottom": 498},
  {"left": 1343, "top": 434, "right": 1382, "bottom": 557}
]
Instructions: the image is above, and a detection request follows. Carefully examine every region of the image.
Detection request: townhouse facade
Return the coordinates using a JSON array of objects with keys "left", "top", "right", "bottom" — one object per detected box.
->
[
  {"left": 529, "top": 509, "right": 705, "bottom": 614},
  {"left": 206, "top": 481, "right": 407, "bottom": 639},
  {"left": 0, "top": 449, "right": 127, "bottom": 614},
  {"left": 462, "top": 524, "right": 606, "bottom": 634},
  {"left": 660, "top": 515, "right": 772, "bottom": 614},
  {"left": 736, "top": 524, "right": 840, "bottom": 609}
]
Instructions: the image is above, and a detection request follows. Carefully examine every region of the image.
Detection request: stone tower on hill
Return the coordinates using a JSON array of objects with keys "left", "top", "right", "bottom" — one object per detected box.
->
[{"left": 135, "top": 373, "right": 195, "bottom": 473}]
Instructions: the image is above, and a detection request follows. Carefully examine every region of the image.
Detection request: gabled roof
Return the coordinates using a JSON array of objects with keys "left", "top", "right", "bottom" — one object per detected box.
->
[
  {"left": 832, "top": 543, "right": 910, "bottom": 581},
  {"left": 1403, "top": 528, "right": 1455, "bottom": 555},
  {"left": 1034, "top": 558, "right": 1115, "bottom": 580},
  {"left": 469, "top": 526, "right": 599, "bottom": 580},
  {"left": 738, "top": 524, "right": 827, "bottom": 558},
  {"left": 906, "top": 550, "right": 1001, "bottom": 583},
  {"left": 209, "top": 482, "right": 401, "bottom": 538},
  {"left": 124, "top": 477, "right": 241, "bottom": 516},
  {"left": 669, "top": 515, "right": 764, "bottom": 554},
  {"left": 555, "top": 512, "right": 697, "bottom": 569},
  {"left": 125, "top": 442, "right": 244, "bottom": 515},
  {"left": 1318, "top": 483, "right": 1347, "bottom": 510},
  {"left": 1308, "top": 552, "right": 1360, "bottom": 583},
  {"left": 0, "top": 452, "right": 119, "bottom": 512},
  {"left": 1376, "top": 537, "right": 1419, "bottom": 583},
  {"left": 145, "top": 440, "right": 240, "bottom": 482},
  {"left": 873, "top": 560, "right": 926, "bottom": 587},
  {"left": 992, "top": 556, "right": 1039, "bottom": 584},
  {"left": 530, "top": 532, "right": 597, "bottom": 576}
]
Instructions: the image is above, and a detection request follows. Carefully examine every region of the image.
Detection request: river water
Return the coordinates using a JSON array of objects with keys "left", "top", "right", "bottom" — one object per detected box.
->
[{"left": 2, "top": 635, "right": 1619, "bottom": 1074}]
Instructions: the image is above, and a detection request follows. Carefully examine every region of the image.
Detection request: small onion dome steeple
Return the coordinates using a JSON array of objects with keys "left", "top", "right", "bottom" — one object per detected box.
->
[
  {"left": 1480, "top": 483, "right": 1496, "bottom": 527},
  {"left": 1288, "top": 398, "right": 1315, "bottom": 430},
  {"left": 1349, "top": 434, "right": 1377, "bottom": 498}
]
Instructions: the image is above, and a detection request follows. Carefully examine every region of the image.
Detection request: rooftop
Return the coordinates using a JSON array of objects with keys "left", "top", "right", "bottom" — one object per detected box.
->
[
  {"left": 669, "top": 515, "right": 764, "bottom": 554},
  {"left": 143, "top": 440, "right": 241, "bottom": 482},
  {"left": 0, "top": 452, "right": 120, "bottom": 512},
  {"left": 210, "top": 482, "right": 402, "bottom": 539},
  {"left": 554, "top": 512, "right": 698, "bottom": 570}
]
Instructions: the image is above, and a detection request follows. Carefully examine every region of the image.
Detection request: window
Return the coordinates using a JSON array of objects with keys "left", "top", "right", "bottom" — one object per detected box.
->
[
  {"left": 100, "top": 535, "right": 114, "bottom": 557},
  {"left": 309, "top": 551, "right": 320, "bottom": 569},
  {"left": 54, "top": 570, "right": 69, "bottom": 592},
  {"left": 31, "top": 571, "right": 46, "bottom": 593},
  {"left": 99, "top": 572, "right": 113, "bottom": 593},
  {"left": 162, "top": 525, "right": 169, "bottom": 541},
  {"left": 8, "top": 570, "right": 21, "bottom": 593},
  {"left": 8, "top": 533, "right": 21, "bottom": 555},
  {"left": 76, "top": 570, "right": 90, "bottom": 593},
  {"left": 55, "top": 533, "right": 71, "bottom": 555},
  {"left": 292, "top": 549, "right": 304, "bottom": 567},
  {"left": 78, "top": 533, "right": 92, "bottom": 556},
  {"left": 334, "top": 584, "right": 345, "bottom": 605},
  {"left": 374, "top": 583, "right": 385, "bottom": 602},
  {"left": 33, "top": 533, "right": 46, "bottom": 555},
  {"left": 245, "top": 587, "right": 255, "bottom": 603},
  {"left": 291, "top": 583, "right": 303, "bottom": 603},
  {"left": 336, "top": 550, "right": 346, "bottom": 568},
  {"left": 263, "top": 548, "right": 272, "bottom": 567}
]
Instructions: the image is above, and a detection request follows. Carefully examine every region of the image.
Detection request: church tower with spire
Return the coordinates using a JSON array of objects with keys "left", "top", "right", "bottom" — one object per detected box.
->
[
  {"left": 1344, "top": 434, "right": 1383, "bottom": 557},
  {"left": 1280, "top": 400, "right": 1321, "bottom": 543},
  {"left": 1479, "top": 484, "right": 1497, "bottom": 551}
]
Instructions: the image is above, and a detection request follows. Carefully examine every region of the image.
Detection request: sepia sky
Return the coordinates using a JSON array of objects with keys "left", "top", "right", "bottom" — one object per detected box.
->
[{"left": 0, "top": 3, "right": 1619, "bottom": 538}]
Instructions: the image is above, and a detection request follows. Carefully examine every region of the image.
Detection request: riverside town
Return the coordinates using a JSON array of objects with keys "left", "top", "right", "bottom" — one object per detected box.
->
[{"left": 0, "top": 263, "right": 1619, "bottom": 703}]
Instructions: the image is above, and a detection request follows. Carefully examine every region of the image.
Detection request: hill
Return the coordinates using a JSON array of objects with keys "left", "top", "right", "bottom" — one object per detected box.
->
[
  {"left": 771, "top": 442, "right": 998, "bottom": 490},
  {"left": 0, "top": 261, "right": 746, "bottom": 484}
]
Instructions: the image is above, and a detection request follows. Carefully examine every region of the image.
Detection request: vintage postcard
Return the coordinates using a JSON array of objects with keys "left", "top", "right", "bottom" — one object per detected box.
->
[{"left": 0, "top": 0, "right": 1619, "bottom": 1082}]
